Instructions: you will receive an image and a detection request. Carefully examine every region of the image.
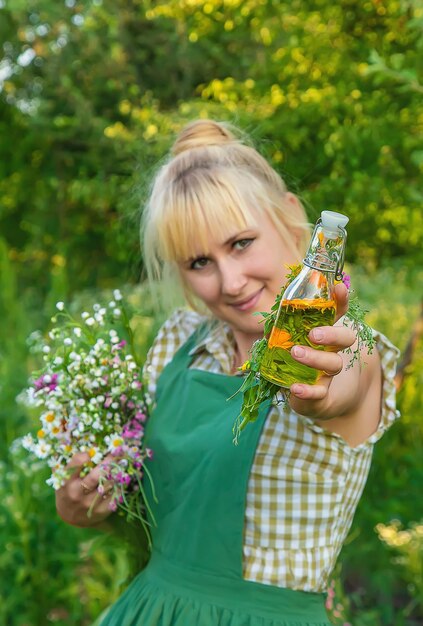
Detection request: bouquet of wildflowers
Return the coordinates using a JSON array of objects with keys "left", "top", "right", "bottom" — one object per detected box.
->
[{"left": 20, "top": 289, "right": 155, "bottom": 540}]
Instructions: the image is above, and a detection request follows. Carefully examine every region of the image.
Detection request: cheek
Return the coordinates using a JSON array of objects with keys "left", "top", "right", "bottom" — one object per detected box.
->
[{"left": 183, "top": 273, "right": 219, "bottom": 304}]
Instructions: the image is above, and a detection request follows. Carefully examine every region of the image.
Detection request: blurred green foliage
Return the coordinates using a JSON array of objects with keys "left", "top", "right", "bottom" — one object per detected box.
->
[{"left": 0, "top": 0, "right": 422, "bottom": 624}]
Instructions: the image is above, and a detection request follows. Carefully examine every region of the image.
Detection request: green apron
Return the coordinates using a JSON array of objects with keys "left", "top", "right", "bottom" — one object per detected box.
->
[{"left": 101, "top": 329, "right": 331, "bottom": 626}]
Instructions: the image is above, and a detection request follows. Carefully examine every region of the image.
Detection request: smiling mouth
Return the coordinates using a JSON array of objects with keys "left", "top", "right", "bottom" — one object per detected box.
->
[{"left": 230, "top": 288, "right": 264, "bottom": 312}]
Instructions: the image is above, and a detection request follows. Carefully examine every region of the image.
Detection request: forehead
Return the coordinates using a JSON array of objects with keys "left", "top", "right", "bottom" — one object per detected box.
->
[{"left": 160, "top": 190, "right": 263, "bottom": 263}]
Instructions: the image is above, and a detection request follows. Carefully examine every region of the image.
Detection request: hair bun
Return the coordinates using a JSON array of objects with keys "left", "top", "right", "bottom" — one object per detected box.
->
[{"left": 171, "top": 119, "right": 236, "bottom": 155}]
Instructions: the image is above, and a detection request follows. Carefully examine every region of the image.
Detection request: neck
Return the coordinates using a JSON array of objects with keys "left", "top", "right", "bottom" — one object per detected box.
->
[{"left": 232, "top": 330, "right": 261, "bottom": 369}]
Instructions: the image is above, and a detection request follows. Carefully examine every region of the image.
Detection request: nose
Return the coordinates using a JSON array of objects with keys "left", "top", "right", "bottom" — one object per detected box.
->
[{"left": 219, "top": 259, "right": 248, "bottom": 296}]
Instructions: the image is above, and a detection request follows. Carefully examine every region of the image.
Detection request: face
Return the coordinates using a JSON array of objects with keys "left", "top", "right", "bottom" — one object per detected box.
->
[{"left": 178, "top": 212, "right": 301, "bottom": 351}]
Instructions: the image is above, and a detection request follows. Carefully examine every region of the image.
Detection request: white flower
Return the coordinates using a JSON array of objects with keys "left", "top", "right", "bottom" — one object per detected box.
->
[
  {"left": 99, "top": 307, "right": 107, "bottom": 316},
  {"left": 54, "top": 357, "right": 63, "bottom": 365},
  {"left": 81, "top": 311, "right": 89, "bottom": 319},
  {"left": 113, "top": 308, "right": 121, "bottom": 317},
  {"left": 104, "top": 433, "right": 124, "bottom": 451},
  {"left": 56, "top": 302, "right": 65, "bottom": 311},
  {"left": 87, "top": 447, "right": 102, "bottom": 464},
  {"left": 109, "top": 329, "right": 117, "bottom": 337},
  {"left": 85, "top": 317, "right": 95, "bottom": 326},
  {"left": 43, "top": 346, "right": 51, "bottom": 354},
  {"left": 93, "top": 303, "right": 100, "bottom": 312},
  {"left": 108, "top": 301, "right": 116, "bottom": 308},
  {"left": 22, "top": 434, "right": 35, "bottom": 451},
  {"left": 73, "top": 327, "right": 82, "bottom": 337},
  {"left": 113, "top": 289, "right": 122, "bottom": 301},
  {"left": 64, "top": 338, "right": 73, "bottom": 346},
  {"left": 46, "top": 474, "right": 64, "bottom": 490},
  {"left": 34, "top": 441, "right": 52, "bottom": 459}
]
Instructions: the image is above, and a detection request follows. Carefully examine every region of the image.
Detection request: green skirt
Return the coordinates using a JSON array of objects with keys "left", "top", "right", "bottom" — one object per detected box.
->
[{"left": 100, "top": 551, "right": 331, "bottom": 626}]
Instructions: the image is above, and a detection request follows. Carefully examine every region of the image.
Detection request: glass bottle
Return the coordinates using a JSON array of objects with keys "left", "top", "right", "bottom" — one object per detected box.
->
[{"left": 259, "top": 210, "right": 349, "bottom": 388}]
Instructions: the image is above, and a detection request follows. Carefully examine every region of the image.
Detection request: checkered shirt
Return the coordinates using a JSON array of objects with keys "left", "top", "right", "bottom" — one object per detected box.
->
[{"left": 144, "top": 308, "right": 400, "bottom": 592}]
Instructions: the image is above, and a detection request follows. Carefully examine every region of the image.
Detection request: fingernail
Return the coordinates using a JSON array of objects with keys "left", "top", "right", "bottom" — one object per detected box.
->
[
  {"left": 292, "top": 346, "right": 305, "bottom": 358},
  {"left": 311, "top": 329, "right": 323, "bottom": 342},
  {"left": 291, "top": 384, "right": 304, "bottom": 397}
]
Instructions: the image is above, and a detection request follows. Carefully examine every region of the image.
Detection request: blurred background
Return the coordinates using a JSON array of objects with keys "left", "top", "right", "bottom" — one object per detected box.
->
[{"left": 0, "top": 0, "right": 422, "bottom": 624}]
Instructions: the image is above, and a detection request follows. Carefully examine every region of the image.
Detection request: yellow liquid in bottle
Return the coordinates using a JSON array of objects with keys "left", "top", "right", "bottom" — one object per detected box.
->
[{"left": 260, "top": 299, "right": 336, "bottom": 387}]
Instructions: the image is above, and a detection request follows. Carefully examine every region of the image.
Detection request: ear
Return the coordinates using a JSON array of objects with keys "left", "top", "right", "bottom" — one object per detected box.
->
[{"left": 285, "top": 191, "right": 300, "bottom": 210}]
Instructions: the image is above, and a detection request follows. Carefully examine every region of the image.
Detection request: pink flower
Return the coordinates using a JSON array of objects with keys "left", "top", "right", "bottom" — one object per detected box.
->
[
  {"left": 34, "top": 373, "right": 59, "bottom": 392},
  {"left": 341, "top": 272, "right": 351, "bottom": 290}
]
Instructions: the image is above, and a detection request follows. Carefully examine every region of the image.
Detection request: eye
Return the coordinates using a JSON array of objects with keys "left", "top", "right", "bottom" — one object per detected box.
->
[
  {"left": 190, "top": 256, "right": 210, "bottom": 270},
  {"left": 233, "top": 238, "right": 254, "bottom": 250}
]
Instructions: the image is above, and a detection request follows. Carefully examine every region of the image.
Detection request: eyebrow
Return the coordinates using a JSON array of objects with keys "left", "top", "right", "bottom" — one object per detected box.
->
[
  {"left": 223, "top": 230, "right": 253, "bottom": 245},
  {"left": 184, "top": 230, "right": 254, "bottom": 265}
]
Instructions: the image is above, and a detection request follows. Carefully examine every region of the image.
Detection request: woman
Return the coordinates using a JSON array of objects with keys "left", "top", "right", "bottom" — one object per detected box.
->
[{"left": 57, "top": 120, "right": 399, "bottom": 625}]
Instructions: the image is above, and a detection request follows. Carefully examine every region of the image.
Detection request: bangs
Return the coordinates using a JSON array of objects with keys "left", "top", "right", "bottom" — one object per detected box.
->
[{"left": 155, "top": 168, "right": 266, "bottom": 263}]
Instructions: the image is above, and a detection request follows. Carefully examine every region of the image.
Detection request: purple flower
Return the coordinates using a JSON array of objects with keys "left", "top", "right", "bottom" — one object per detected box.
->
[
  {"left": 341, "top": 272, "right": 351, "bottom": 290},
  {"left": 135, "top": 411, "right": 146, "bottom": 422},
  {"left": 34, "top": 373, "right": 59, "bottom": 392}
]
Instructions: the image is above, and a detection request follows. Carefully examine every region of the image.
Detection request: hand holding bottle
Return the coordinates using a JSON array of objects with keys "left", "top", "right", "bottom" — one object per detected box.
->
[
  {"left": 288, "top": 281, "right": 357, "bottom": 403},
  {"left": 260, "top": 211, "right": 350, "bottom": 388}
]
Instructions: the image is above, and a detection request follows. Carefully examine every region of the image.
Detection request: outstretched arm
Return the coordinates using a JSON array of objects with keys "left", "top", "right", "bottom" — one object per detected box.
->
[{"left": 288, "top": 283, "right": 383, "bottom": 446}]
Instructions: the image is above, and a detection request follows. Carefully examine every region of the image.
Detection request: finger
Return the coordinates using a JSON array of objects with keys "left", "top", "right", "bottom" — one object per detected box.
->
[
  {"left": 290, "top": 382, "right": 328, "bottom": 401},
  {"left": 334, "top": 283, "right": 349, "bottom": 321},
  {"left": 78, "top": 455, "right": 118, "bottom": 493},
  {"left": 291, "top": 345, "right": 344, "bottom": 377},
  {"left": 65, "top": 452, "right": 92, "bottom": 484},
  {"left": 67, "top": 452, "right": 90, "bottom": 470},
  {"left": 308, "top": 325, "right": 356, "bottom": 351}
]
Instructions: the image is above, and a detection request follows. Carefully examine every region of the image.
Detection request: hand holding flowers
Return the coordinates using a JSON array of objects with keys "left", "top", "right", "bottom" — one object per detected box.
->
[{"left": 20, "top": 290, "right": 155, "bottom": 540}]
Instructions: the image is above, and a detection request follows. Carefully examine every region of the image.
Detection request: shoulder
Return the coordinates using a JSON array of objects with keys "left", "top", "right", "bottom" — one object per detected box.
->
[{"left": 143, "top": 308, "right": 207, "bottom": 400}]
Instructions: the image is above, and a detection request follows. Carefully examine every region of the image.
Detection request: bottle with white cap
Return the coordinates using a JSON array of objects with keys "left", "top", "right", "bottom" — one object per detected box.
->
[{"left": 259, "top": 210, "right": 349, "bottom": 387}]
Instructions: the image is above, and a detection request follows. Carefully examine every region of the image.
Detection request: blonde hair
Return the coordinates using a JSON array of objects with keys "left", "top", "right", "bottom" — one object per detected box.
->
[{"left": 141, "top": 119, "right": 310, "bottom": 310}]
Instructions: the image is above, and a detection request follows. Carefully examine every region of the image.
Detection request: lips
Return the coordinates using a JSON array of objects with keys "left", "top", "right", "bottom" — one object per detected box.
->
[{"left": 229, "top": 288, "right": 264, "bottom": 312}]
